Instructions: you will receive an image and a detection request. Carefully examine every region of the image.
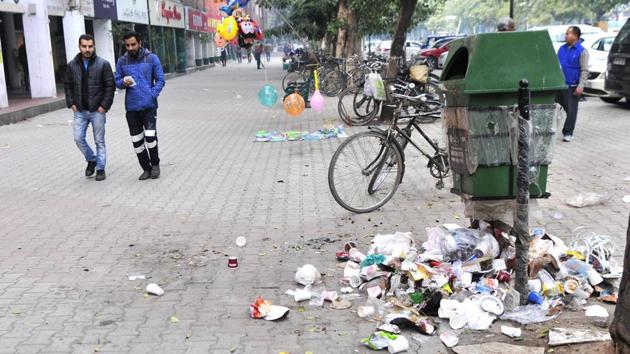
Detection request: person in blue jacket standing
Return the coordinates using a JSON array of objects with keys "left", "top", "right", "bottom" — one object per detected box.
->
[
  {"left": 116, "top": 32, "right": 166, "bottom": 180},
  {"left": 556, "top": 26, "right": 589, "bottom": 142}
]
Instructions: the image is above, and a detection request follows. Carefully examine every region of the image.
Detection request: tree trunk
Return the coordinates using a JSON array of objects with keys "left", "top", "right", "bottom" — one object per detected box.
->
[
  {"left": 380, "top": 0, "right": 417, "bottom": 122},
  {"left": 610, "top": 213, "right": 630, "bottom": 353},
  {"left": 335, "top": 0, "right": 349, "bottom": 58},
  {"left": 343, "top": 7, "right": 360, "bottom": 57}
]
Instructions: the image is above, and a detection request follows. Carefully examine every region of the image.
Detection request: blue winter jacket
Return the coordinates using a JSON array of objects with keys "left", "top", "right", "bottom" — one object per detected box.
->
[
  {"left": 115, "top": 48, "right": 165, "bottom": 112},
  {"left": 557, "top": 40, "right": 585, "bottom": 86}
]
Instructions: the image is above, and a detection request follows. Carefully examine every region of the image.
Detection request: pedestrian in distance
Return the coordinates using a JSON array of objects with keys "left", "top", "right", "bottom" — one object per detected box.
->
[
  {"left": 236, "top": 46, "right": 242, "bottom": 64},
  {"left": 64, "top": 34, "right": 115, "bottom": 181},
  {"left": 254, "top": 43, "right": 264, "bottom": 69},
  {"left": 247, "top": 48, "right": 252, "bottom": 63},
  {"left": 264, "top": 44, "right": 272, "bottom": 62},
  {"left": 220, "top": 47, "right": 227, "bottom": 67},
  {"left": 556, "top": 26, "right": 589, "bottom": 142},
  {"left": 115, "top": 32, "right": 166, "bottom": 180}
]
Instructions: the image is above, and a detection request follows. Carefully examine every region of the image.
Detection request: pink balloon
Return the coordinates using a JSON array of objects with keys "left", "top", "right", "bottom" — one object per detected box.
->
[{"left": 310, "top": 90, "right": 325, "bottom": 112}]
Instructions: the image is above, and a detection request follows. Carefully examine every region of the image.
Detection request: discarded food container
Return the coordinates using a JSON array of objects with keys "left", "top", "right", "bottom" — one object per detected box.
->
[
  {"left": 480, "top": 295, "right": 504, "bottom": 315},
  {"left": 460, "top": 272, "right": 473, "bottom": 287},
  {"left": 293, "top": 289, "right": 312, "bottom": 302},
  {"left": 250, "top": 296, "right": 271, "bottom": 318},
  {"left": 449, "top": 313, "right": 467, "bottom": 330},
  {"left": 146, "top": 283, "right": 164, "bottom": 296},
  {"left": 528, "top": 279, "right": 542, "bottom": 292},
  {"left": 528, "top": 291, "right": 543, "bottom": 304},
  {"left": 378, "top": 323, "right": 401, "bottom": 334},
  {"left": 228, "top": 257, "right": 238, "bottom": 268},
  {"left": 321, "top": 291, "right": 338, "bottom": 302},
  {"left": 587, "top": 268, "right": 604, "bottom": 285},
  {"left": 265, "top": 305, "right": 290, "bottom": 321},
  {"left": 418, "top": 319, "right": 435, "bottom": 335},
  {"left": 348, "top": 248, "right": 366, "bottom": 262},
  {"left": 564, "top": 279, "right": 580, "bottom": 294}
]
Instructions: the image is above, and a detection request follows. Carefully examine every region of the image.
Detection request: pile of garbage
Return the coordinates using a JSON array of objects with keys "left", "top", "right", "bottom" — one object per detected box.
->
[{"left": 254, "top": 224, "right": 622, "bottom": 352}]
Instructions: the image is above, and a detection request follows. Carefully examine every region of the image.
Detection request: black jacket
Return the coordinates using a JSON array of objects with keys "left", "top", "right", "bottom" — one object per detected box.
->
[{"left": 64, "top": 53, "right": 115, "bottom": 112}]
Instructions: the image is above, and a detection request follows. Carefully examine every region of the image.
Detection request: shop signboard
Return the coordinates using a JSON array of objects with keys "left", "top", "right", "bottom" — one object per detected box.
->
[
  {"left": 150, "top": 0, "right": 185, "bottom": 29},
  {"left": 117, "top": 0, "right": 149, "bottom": 24},
  {"left": 186, "top": 7, "right": 209, "bottom": 32},
  {"left": 94, "top": 0, "right": 117, "bottom": 20}
]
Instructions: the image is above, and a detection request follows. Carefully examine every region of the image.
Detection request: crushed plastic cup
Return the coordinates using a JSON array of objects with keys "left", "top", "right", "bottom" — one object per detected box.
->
[
  {"left": 295, "top": 264, "right": 321, "bottom": 286},
  {"left": 293, "top": 289, "right": 312, "bottom": 302},
  {"left": 357, "top": 305, "right": 375, "bottom": 318},
  {"left": 473, "top": 234, "right": 500, "bottom": 258},
  {"left": 227, "top": 257, "right": 238, "bottom": 268},
  {"left": 587, "top": 268, "right": 604, "bottom": 285},
  {"left": 501, "top": 325, "right": 522, "bottom": 338},
  {"left": 264, "top": 305, "right": 290, "bottom": 321},
  {"left": 480, "top": 295, "right": 504, "bottom": 315},
  {"left": 146, "top": 283, "right": 164, "bottom": 296},
  {"left": 235, "top": 236, "right": 247, "bottom": 247},
  {"left": 440, "top": 331, "right": 459, "bottom": 348},
  {"left": 387, "top": 335, "right": 409, "bottom": 353}
]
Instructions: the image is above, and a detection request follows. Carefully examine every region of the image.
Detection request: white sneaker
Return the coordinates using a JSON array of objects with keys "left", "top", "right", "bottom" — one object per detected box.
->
[{"left": 563, "top": 135, "right": 574, "bottom": 142}]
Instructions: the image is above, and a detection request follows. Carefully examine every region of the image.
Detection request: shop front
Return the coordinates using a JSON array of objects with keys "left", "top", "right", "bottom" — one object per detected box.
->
[{"left": 150, "top": 0, "right": 186, "bottom": 73}]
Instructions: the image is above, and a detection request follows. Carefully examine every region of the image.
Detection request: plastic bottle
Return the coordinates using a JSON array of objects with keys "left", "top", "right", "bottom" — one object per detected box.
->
[{"left": 473, "top": 234, "right": 500, "bottom": 259}]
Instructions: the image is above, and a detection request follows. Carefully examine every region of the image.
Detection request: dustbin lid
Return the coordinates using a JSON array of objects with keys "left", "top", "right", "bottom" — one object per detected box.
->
[{"left": 441, "top": 31, "right": 567, "bottom": 94}]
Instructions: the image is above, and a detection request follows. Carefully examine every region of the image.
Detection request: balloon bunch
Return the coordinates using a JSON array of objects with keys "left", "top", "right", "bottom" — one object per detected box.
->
[
  {"left": 214, "top": 11, "right": 264, "bottom": 50},
  {"left": 219, "top": 0, "right": 250, "bottom": 16}
]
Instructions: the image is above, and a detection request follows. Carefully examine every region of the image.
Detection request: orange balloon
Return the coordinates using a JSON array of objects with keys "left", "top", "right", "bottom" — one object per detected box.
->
[{"left": 283, "top": 93, "right": 305, "bottom": 117}]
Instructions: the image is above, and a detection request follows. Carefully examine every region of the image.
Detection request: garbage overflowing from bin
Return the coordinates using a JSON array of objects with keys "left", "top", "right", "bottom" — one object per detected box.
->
[{"left": 261, "top": 225, "right": 621, "bottom": 351}]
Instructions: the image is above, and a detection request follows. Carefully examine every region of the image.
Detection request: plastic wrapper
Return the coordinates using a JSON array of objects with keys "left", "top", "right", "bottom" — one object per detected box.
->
[
  {"left": 422, "top": 227, "right": 457, "bottom": 256},
  {"left": 566, "top": 192, "right": 611, "bottom": 208},
  {"left": 449, "top": 228, "right": 482, "bottom": 261},
  {"left": 442, "top": 104, "right": 559, "bottom": 175},
  {"left": 500, "top": 304, "right": 560, "bottom": 324}
]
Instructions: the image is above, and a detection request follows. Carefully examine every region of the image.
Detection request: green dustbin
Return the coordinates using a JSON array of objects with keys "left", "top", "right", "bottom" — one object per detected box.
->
[{"left": 440, "top": 31, "right": 566, "bottom": 200}]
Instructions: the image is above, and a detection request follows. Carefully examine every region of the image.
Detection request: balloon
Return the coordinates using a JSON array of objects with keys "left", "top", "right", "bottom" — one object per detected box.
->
[
  {"left": 310, "top": 90, "right": 325, "bottom": 112},
  {"left": 220, "top": 0, "right": 250, "bottom": 16},
  {"left": 254, "top": 27, "right": 264, "bottom": 41},
  {"left": 214, "top": 33, "right": 227, "bottom": 48},
  {"left": 258, "top": 84, "right": 279, "bottom": 108},
  {"left": 217, "top": 16, "right": 238, "bottom": 41},
  {"left": 239, "top": 18, "right": 255, "bottom": 35},
  {"left": 283, "top": 93, "right": 305, "bottom": 117}
]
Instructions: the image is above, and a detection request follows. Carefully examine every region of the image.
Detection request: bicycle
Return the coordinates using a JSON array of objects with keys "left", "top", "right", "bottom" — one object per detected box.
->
[{"left": 328, "top": 87, "right": 450, "bottom": 213}]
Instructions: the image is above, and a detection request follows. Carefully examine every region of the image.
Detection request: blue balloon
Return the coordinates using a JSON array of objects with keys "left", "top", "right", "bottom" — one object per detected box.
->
[
  {"left": 220, "top": 0, "right": 250, "bottom": 16},
  {"left": 258, "top": 84, "right": 279, "bottom": 108}
]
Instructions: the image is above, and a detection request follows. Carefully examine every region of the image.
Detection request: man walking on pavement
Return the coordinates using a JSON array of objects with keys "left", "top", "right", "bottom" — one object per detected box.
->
[
  {"left": 556, "top": 26, "right": 588, "bottom": 142},
  {"left": 65, "top": 34, "right": 115, "bottom": 181},
  {"left": 115, "top": 32, "right": 166, "bottom": 180},
  {"left": 254, "top": 43, "right": 264, "bottom": 69}
]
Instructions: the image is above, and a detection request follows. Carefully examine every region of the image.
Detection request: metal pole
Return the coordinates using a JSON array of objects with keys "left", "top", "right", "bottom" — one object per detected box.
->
[
  {"left": 514, "top": 79, "right": 531, "bottom": 304},
  {"left": 510, "top": 0, "right": 514, "bottom": 19},
  {"left": 146, "top": 0, "right": 154, "bottom": 50}
]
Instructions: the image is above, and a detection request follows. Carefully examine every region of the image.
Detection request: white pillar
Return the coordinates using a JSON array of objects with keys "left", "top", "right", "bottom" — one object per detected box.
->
[
  {"left": 62, "top": 10, "right": 85, "bottom": 67},
  {"left": 0, "top": 37, "right": 9, "bottom": 108},
  {"left": 2, "top": 14, "right": 20, "bottom": 89},
  {"left": 186, "top": 32, "right": 195, "bottom": 67},
  {"left": 93, "top": 19, "right": 115, "bottom": 69},
  {"left": 23, "top": 0, "right": 56, "bottom": 98},
  {"left": 201, "top": 40, "right": 208, "bottom": 63},
  {"left": 194, "top": 35, "right": 202, "bottom": 65}
]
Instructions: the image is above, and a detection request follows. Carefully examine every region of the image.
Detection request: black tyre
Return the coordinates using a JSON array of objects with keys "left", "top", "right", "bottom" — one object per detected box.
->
[
  {"left": 282, "top": 71, "right": 305, "bottom": 93},
  {"left": 601, "top": 97, "right": 622, "bottom": 103},
  {"left": 328, "top": 131, "right": 403, "bottom": 213}
]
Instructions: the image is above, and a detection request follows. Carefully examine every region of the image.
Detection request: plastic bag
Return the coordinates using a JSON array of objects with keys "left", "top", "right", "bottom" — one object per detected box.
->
[
  {"left": 500, "top": 304, "right": 560, "bottom": 324},
  {"left": 368, "top": 73, "right": 386, "bottom": 101},
  {"left": 363, "top": 74, "right": 374, "bottom": 97},
  {"left": 422, "top": 227, "right": 457, "bottom": 256},
  {"left": 566, "top": 192, "right": 610, "bottom": 208},
  {"left": 449, "top": 228, "right": 482, "bottom": 261}
]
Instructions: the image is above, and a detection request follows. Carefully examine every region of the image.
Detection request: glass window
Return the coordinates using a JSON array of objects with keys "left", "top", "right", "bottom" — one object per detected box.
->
[{"left": 602, "top": 37, "right": 615, "bottom": 51}]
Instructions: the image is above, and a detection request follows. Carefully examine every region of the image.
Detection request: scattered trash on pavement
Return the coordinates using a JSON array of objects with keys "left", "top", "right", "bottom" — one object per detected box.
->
[
  {"left": 249, "top": 296, "right": 289, "bottom": 321},
  {"left": 227, "top": 257, "right": 238, "bottom": 269},
  {"left": 623, "top": 195, "right": 630, "bottom": 203},
  {"left": 254, "top": 126, "right": 347, "bottom": 142},
  {"left": 295, "top": 264, "right": 321, "bottom": 286},
  {"left": 235, "top": 237, "right": 247, "bottom": 247},
  {"left": 501, "top": 325, "right": 522, "bottom": 338},
  {"left": 453, "top": 342, "right": 544, "bottom": 354},
  {"left": 566, "top": 192, "right": 610, "bottom": 208},
  {"left": 584, "top": 304, "right": 609, "bottom": 317},
  {"left": 128, "top": 275, "right": 146, "bottom": 281}
]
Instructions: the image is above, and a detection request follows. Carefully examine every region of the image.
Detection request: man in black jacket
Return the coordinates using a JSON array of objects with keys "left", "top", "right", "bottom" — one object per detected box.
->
[{"left": 65, "top": 34, "right": 115, "bottom": 181}]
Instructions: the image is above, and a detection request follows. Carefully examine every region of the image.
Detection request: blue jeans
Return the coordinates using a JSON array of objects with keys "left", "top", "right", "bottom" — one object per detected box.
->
[{"left": 73, "top": 110, "right": 106, "bottom": 170}]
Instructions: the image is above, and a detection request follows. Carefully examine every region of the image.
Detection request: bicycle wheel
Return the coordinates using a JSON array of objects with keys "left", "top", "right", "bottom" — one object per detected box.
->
[
  {"left": 328, "top": 131, "right": 403, "bottom": 213},
  {"left": 282, "top": 71, "right": 306, "bottom": 93},
  {"left": 352, "top": 90, "right": 380, "bottom": 124},
  {"left": 320, "top": 70, "right": 344, "bottom": 97}
]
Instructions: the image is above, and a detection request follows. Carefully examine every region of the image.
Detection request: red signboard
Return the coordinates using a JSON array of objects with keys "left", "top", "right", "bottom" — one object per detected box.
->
[
  {"left": 186, "top": 7, "right": 209, "bottom": 32},
  {"left": 205, "top": 0, "right": 225, "bottom": 32}
]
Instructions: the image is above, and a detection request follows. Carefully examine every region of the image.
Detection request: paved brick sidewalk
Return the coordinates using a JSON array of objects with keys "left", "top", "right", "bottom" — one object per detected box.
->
[{"left": 0, "top": 56, "right": 628, "bottom": 353}]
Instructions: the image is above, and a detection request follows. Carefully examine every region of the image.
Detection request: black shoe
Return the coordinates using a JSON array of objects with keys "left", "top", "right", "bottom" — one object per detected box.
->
[
  {"left": 95, "top": 170, "right": 106, "bottom": 181},
  {"left": 85, "top": 161, "right": 97, "bottom": 177},
  {"left": 151, "top": 165, "right": 161, "bottom": 179},
  {"left": 139, "top": 170, "right": 151, "bottom": 180}
]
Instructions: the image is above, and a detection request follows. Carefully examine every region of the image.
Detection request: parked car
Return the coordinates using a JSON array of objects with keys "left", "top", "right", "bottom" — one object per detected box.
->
[
  {"left": 605, "top": 18, "right": 630, "bottom": 104},
  {"left": 581, "top": 33, "right": 621, "bottom": 101},
  {"left": 529, "top": 24, "right": 603, "bottom": 52},
  {"left": 374, "top": 40, "right": 423, "bottom": 60},
  {"left": 420, "top": 34, "right": 465, "bottom": 49},
  {"left": 417, "top": 38, "right": 456, "bottom": 68}
]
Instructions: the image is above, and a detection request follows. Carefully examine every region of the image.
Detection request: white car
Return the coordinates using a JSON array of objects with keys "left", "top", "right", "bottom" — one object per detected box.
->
[
  {"left": 529, "top": 24, "right": 603, "bottom": 52},
  {"left": 438, "top": 51, "right": 448, "bottom": 69},
  {"left": 374, "top": 40, "right": 424, "bottom": 60},
  {"left": 581, "top": 33, "right": 622, "bottom": 101}
]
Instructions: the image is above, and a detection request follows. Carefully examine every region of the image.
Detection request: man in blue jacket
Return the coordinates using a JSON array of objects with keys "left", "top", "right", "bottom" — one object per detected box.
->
[
  {"left": 115, "top": 32, "right": 165, "bottom": 180},
  {"left": 556, "top": 26, "right": 589, "bottom": 142}
]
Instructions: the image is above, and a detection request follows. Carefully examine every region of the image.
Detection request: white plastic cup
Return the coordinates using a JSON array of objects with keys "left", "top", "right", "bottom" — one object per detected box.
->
[
  {"left": 528, "top": 279, "right": 542, "bottom": 293},
  {"left": 357, "top": 305, "right": 375, "bottom": 318},
  {"left": 146, "top": 283, "right": 164, "bottom": 296},
  {"left": 293, "top": 289, "right": 312, "bottom": 302},
  {"left": 387, "top": 335, "right": 409, "bottom": 353},
  {"left": 587, "top": 268, "right": 604, "bottom": 285}
]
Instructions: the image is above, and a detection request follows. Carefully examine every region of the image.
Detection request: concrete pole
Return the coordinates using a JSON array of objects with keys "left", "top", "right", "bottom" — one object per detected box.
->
[
  {"left": 0, "top": 37, "right": 9, "bottom": 108},
  {"left": 194, "top": 34, "right": 202, "bottom": 65},
  {"left": 93, "top": 19, "right": 116, "bottom": 68},
  {"left": 22, "top": 0, "right": 56, "bottom": 98},
  {"left": 62, "top": 10, "right": 86, "bottom": 67},
  {"left": 2, "top": 14, "right": 20, "bottom": 89},
  {"left": 186, "top": 32, "right": 195, "bottom": 67},
  {"left": 201, "top": 39, "right": 208, "bottom": 64}
]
